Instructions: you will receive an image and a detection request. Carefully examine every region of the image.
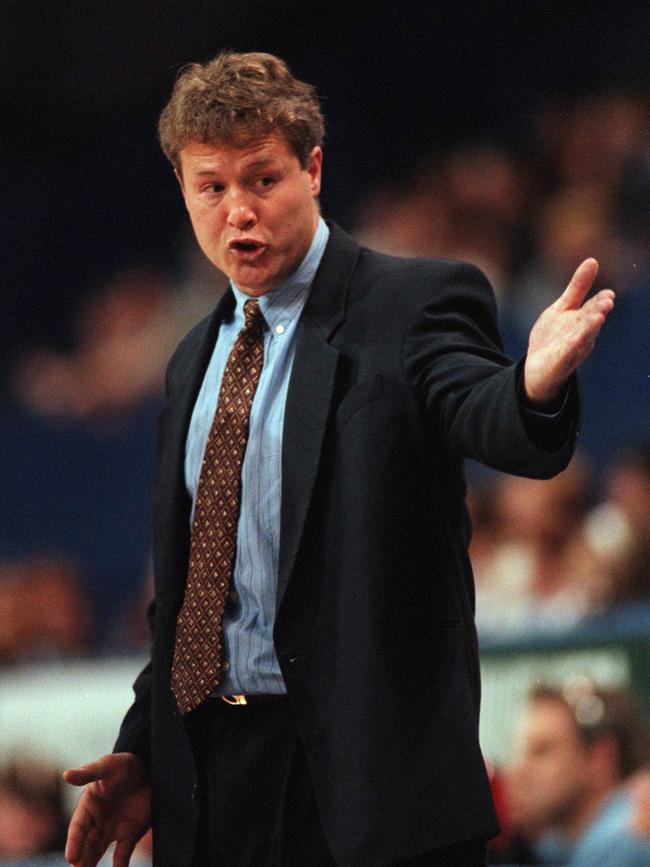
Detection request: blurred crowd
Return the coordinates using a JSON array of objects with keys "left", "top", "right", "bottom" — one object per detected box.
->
[
  {"left": 0, "top": 249, "right": 224, "bottom": 658},
  {"left": 3, "top": 86, "right": 650, "bottom": 660},
  {"left": 471, "top": 445, "right": 650, "bottom": 641},
  {"left": 1, "top": 84, "right": 650, "bottom": 865}
]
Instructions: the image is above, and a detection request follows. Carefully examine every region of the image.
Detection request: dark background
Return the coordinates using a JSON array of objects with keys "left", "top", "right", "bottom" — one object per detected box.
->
[{"left": 2, "top": 0, "right": 649, "bottom": 361}]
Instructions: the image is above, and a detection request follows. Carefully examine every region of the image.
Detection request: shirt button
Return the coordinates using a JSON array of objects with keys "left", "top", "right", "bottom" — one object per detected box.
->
[
  {"left": 275, "top": 324, "right": 285, "bottom": 335},
  {"left": 229, "top": 591, "right": 238, "bottom": 603},
  {"left": 221, "top": 660, "right": 230, "bottom": 672}
]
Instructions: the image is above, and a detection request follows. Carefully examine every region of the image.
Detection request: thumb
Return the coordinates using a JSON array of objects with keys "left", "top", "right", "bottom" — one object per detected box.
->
[
  {"left": 63, "top": 756, "right": 112, "bottom": 786},
  {"left": 555, "top": 258, "right": 599, "bottom": 310}
]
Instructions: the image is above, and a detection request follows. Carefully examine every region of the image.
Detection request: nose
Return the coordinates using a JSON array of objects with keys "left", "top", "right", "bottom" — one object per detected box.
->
[{"left": 226, "top": 190, "right": 257, "bottom": 231}]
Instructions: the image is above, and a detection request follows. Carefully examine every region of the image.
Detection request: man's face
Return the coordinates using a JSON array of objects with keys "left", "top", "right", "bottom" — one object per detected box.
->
[
  {"left": 177, "top": 133, "right": 322, "bottom": 296},
  {"left": 508, "top": 699, "right": 591, "bottom": 831}
]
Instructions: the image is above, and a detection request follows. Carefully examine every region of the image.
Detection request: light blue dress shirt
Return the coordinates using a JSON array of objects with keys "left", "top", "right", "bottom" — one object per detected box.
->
[
  {"left": 184, "top": 218, "right": 329, "bottom": 694},
  {"left": 536, "top": 788, "right": 650, "bottom": 866}
]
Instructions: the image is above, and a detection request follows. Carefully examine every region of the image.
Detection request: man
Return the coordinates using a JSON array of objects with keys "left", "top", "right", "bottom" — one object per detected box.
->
[
  {"left": 507, "top": 683, "right": 650, "bottom": 866},
  {"left": 64, "top": 51, "right": 614, "bottom": 866}
]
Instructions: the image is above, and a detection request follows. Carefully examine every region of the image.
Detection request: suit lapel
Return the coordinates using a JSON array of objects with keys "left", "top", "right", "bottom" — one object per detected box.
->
[{"left": 277, "top": 224, "right": 361, "bottom": 609}]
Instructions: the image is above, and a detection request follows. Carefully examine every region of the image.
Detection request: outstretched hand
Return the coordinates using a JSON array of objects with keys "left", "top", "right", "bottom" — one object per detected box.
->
[
  {"left": 63, "top": 752, "right": 151, "bottom": 867},
  {"left": 524, "top": 258, "right": 615, "bottom": 406}
]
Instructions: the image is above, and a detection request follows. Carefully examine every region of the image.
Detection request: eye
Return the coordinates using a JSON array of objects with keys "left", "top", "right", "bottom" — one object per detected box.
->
[
  {"left": 199, "top": 182, "right": 225, "bottom": 196},
  {"left": 257, "top": 176, "right": 275, "bottom": 188}
]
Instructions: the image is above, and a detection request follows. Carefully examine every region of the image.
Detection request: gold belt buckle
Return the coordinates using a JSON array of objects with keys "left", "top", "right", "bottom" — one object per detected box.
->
[{"left": 222, "top": 694, "right": 248, "bottom": 706}]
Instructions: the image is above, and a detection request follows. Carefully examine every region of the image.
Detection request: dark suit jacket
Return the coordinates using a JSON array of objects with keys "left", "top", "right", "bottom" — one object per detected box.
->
[{"left": 115, "top": 223, "right": 579, "bottom": 866}]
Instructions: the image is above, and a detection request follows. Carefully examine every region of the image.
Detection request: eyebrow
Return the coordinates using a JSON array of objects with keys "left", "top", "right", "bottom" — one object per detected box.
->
[
  {"left": 244, "top": 158, "right": 277, "bottom": 170},
  {"left": 194, "top": 157, "right": 279, "bottom": 177}
]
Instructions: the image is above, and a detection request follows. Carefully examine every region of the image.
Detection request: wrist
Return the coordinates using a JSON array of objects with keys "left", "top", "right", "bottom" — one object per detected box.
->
[{"left": 522, "top": 384, "right": 565, "bottom": 412}]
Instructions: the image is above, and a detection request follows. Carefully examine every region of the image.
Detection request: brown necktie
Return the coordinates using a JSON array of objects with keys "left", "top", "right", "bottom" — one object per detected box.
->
[{"left": 171, "top": 298, "right": 265, "bottom": 716}]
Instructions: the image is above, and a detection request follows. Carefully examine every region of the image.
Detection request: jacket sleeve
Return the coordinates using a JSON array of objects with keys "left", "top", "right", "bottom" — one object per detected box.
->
[
  {"left": 113, "top": 599, "right": 155, "bottom": 767},
  {"left": 402, "top": 260, "right": 579, "bottom": 478}
]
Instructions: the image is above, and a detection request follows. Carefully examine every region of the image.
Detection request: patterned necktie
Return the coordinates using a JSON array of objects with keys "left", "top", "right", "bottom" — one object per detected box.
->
[{"left": 172, "top": 298, "right": 265, "bottom": 716}]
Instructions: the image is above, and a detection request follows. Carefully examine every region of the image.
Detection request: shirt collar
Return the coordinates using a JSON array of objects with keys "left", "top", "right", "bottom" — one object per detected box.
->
[{"left": 230, "top": 217, "right": 330, "bottom": 332}]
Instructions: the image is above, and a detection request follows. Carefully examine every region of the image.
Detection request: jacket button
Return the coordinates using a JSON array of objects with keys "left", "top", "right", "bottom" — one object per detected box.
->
[{"left": 192, "top": 784, "right": 200, "bottom": 802}]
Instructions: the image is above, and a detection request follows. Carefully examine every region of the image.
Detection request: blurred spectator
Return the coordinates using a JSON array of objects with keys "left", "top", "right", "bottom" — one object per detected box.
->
[
  {"left": 441, "top": 143, "right": 532, "bottom": 294},
  {"left": 0, "top": 268, "right": 178, "bottom": 646},
  {"left": 354, "top": 178, "right": 455, "bottom": 260},
  {"left": 473, "top": 459, "right": 600, "bottom": 639},
  {"left": 0, "top": 555, "right": 91, "bottom": 663},
  {"left": 505, "top": 182, "right": 628, "bottom": 339},
  {"left": 354, "top": 144, "right": 531, "bottom": 297},
  {"left": 570, "top": 441, "right": 650, "bottom": 606},
  {"left": 0, "top": 758, "right": 67, "bottom": 859},
  {"left": 606, "top": 442, "right": 650, "bottom": 544},
  {"left": 505, "top": 680, "right": 650, "bottom": 866},
  {"left": 13, "top": 267, "right": 177, "bottom": 424},
  {"left": 533, "top": 92, "right": 650, "bottom": 192}
]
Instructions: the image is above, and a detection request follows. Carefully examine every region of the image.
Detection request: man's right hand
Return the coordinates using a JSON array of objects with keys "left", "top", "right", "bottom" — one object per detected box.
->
[{"left": 63, "top": 752, "right": 151, "bottom": 867}]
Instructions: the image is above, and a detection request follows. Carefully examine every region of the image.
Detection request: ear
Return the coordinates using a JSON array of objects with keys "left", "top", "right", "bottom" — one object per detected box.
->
[{"left": 305, "top": 146, "right": 323, "bottom": 197}]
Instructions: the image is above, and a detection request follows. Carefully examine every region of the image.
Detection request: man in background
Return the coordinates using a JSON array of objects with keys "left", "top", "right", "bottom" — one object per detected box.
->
[{"left": 508, "top": 682, "right": 650, "bottom": 865}]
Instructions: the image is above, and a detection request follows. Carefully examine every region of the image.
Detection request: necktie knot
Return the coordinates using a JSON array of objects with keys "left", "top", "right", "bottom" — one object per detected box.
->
[{"left": 243, "top": 299, "right": 265, "bottom": 332}]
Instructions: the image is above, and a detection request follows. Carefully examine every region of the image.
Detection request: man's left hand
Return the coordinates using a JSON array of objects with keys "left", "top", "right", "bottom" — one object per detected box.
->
[{"left": 524, "top": 258, "right": 615, "bottom": 406}]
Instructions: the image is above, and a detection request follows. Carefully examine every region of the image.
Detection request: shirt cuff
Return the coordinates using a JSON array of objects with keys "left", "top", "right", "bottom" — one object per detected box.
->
[{"left": 515, "top": 358, "right": 579, "bottom": 451}]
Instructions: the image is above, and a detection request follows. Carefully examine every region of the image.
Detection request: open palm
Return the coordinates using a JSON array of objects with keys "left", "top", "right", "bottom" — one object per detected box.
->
[
  {"left": 64, "top": 752, "right": 151, "bottom": 867},
  {"left": 524, "top": 258, "right": 615, "bottom": 405}
]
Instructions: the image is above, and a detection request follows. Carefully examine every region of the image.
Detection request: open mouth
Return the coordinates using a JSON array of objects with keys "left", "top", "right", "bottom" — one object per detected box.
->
[{"left": 229, "top": 239, "right": 266, "bottom": 254}]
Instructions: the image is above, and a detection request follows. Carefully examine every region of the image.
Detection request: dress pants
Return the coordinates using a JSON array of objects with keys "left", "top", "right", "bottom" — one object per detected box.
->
[{"left": 184, "top": 696, "right": 488, "bottom": 867}]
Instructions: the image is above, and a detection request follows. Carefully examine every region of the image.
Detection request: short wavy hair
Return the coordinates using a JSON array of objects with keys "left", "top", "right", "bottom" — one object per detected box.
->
[{"left": 158, "top": 51, "right": 325, "bottom": 169}]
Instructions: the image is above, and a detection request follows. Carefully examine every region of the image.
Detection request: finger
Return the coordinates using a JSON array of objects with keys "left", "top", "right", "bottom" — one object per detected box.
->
[
  {"left": 597, "top": 287, "right": 615, "bottom": 302},
  {"left": 81, "top": 825, "right": 111, "bottom": 867},
  {"left": 64, "top": 758, "right": 111, "bottom": 787},
  {"left": 114, "top": 836, "right": 138, "bottom": 867},
  {"left": 65, "top": 802, "right": 96, "bottom": 862},
  {"left": 589, "top": 289, "right": 615, "bottom": 315},
  {"left": 66, "top": 790, "right": 114, "bottom": 863},
  {"left": 555, "top": 258, "right": 599, "bottom": 311},
  {"left": 70, "top": 824, "right": 108, "bottom": 867}
]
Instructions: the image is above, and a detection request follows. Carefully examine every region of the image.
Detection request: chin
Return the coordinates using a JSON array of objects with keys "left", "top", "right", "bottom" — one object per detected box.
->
[
  {"left": 238, "top": 266, "right": 282, "bottom": 293},
  {"left": 230, "top": 277, "right": 270, "bottom": 297}
]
